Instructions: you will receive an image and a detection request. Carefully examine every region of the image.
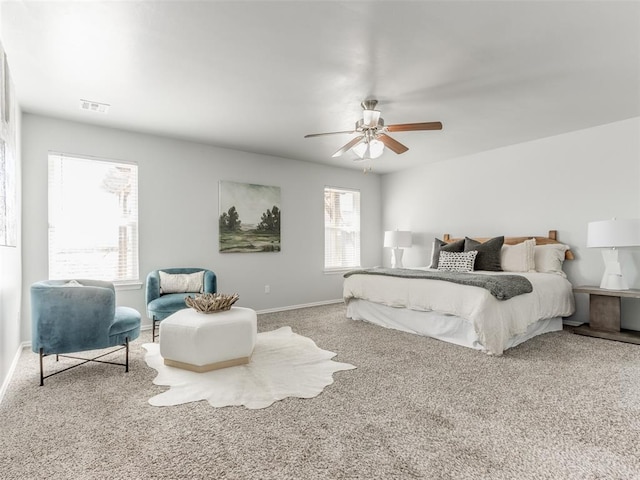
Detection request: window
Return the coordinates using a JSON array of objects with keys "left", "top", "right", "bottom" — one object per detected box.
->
[
  {"left": 324, "top": 186, "right": 360, "bottom": 271},
  {"left": 48, "top": 153, "right": 139, "bottom": 285}
]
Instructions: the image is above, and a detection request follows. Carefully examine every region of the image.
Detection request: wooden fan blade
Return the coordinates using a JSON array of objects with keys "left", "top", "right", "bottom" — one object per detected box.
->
[
  {"left": 378, "top": 134, "right": 409, "bottom": 154},
  {"left": 304, "top": 130, "right": 355, "bottom": 138},
  {"left": 332, "top": 136, "right": 364, "bottom": 157},
  {"left": 386, "top": 121, "right": 443, "bottom": 132}
]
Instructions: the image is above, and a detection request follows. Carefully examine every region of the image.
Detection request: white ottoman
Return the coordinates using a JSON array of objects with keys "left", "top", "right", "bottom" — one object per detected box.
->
[{"left": 159, "top": 306, "right": 257, "bottom": 372}]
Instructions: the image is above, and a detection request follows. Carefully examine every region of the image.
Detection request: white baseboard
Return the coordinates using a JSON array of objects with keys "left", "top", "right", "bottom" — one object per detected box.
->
[
  {"left": 563, "top": 320, "right": 585, "bottom": 327},
  {"left": 0, "top": 342, "right": 29, "bottom": 406},
  {"left": 256, "top": 299, "right": 343, "bottom": 315}
]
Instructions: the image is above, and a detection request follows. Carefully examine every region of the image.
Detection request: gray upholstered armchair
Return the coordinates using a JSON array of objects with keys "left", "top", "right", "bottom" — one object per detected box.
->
[
  {"left": 31, "top": 279, "right": 141, "bottom": 386},
  {"left": 146, "top": 268, "right": 217, "bottom": 341}
]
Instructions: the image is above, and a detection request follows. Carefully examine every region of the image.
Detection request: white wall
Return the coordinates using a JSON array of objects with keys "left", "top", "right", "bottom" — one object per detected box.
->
[
  {"left": 382, "top": 117, "right": 640, "bottom": 327},
  {"left": 21, "top": 113, "right": 382, "bottom": 342},
  {"left": 0, "top": 111, "right": 21, "bottom": 397},
  {"left": 0, "top": 44, "right": 22, "bottom": 397}
]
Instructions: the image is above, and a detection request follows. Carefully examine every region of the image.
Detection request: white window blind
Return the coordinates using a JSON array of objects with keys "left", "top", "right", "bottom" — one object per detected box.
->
[
  {"left": 324, "top": 186, "right": 361, "bottom": 271},
  {"left": 48, "top": 153, "right": 139, "bottom": 284}
]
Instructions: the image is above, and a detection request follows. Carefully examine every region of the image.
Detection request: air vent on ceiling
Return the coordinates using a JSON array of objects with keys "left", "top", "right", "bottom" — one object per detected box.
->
[{"left": 80, "top": 99, "right": 110, "bottom": 114}]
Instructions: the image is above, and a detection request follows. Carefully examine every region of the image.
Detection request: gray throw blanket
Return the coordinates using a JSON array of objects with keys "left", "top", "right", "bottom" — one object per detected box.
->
[{"left": 343, "top": 268, "right": 533, "bottom": 300}]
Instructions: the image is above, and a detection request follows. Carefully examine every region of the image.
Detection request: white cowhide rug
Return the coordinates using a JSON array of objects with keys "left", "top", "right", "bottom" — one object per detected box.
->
[{"left": 142, "top": 326, "right": 356, "bottom": 409}]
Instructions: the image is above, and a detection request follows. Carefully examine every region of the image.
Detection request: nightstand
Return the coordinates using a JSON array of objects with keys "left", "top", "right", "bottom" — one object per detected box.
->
[{"left": 572, "top": 286, "right": 640, "bottom": 344}]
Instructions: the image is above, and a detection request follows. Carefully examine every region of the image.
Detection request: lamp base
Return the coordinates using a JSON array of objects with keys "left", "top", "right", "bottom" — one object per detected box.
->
[
  {"left": 600, "top": 274, "right": 629, "bottom": 290},
  {"left": 600, "top": 248, "right": 629, "bottom": 290},
  {"left": 391, "top": 248, "right": 404, "bottom": 269}
]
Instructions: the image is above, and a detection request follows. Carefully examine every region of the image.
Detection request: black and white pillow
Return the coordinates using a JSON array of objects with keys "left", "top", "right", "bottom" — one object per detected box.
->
[{"left": 437, "top": 250, "right": 478, "bottom": 273}]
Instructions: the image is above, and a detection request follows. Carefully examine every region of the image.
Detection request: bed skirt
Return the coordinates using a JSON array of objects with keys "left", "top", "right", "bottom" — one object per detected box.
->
[{"left": 345, "top": 299, "right": 562, "bottom": 353}]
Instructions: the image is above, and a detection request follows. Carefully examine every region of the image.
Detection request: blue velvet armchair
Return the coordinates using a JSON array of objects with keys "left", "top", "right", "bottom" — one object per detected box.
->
[
  {"left": 146, "top": 268, "right": 217, "bottom": 341},
  {"left": 31, "top": 279, "right": 141, "bottom": 386}
]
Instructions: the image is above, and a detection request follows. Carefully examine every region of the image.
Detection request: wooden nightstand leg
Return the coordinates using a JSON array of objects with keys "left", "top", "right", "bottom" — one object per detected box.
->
[
  {"left": 573, "top": 286, "right": 640, "bottom": 345},
  {"left": 589, "top": 294, "right": 621, "bottom": 332}
]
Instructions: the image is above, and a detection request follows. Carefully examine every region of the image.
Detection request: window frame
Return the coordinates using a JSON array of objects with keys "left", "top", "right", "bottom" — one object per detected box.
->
[
  {"left": 47, "top": 152, "right": 140, "bottom": 288},
  {"left": 323, "top": 185, "right": 361, "bottom": 273}
]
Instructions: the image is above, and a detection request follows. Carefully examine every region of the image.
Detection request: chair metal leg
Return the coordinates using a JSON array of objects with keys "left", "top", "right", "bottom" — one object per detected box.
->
[
  {"left": 39, "top": 348, "right": 44, "bottom": 386},
  {"left": 38, "top": 342, "right": 132, "bottom": 385},
  {"left": 152, "top": 317, "right": 157, "bottom": 342},
  {"left": 125, "top": 337, "right": 130, "bottom": 372}
]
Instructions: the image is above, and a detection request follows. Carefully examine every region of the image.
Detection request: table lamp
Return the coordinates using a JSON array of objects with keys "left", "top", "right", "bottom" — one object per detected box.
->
[
  {"left": 587, "top": 218, "right": 640, "bottom": 290},
  {"left": 384, "top": 230, "right": 412, "bottom": 268}
]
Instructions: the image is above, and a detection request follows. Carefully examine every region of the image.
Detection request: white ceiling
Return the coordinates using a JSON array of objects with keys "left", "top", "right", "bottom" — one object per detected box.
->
[{"left": 2, "top": 1, "right": 639, "bottom": 174}]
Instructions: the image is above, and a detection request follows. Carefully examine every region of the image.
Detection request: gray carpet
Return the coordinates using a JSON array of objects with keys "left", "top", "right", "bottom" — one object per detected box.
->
[{"left": 1, "top": 303, "right": 640, "bottom": 479}]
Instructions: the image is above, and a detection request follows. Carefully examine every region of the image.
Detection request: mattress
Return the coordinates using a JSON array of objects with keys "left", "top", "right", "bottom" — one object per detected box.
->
[{"left": 343, "top": 269, "right": 575, "bottom": 355}]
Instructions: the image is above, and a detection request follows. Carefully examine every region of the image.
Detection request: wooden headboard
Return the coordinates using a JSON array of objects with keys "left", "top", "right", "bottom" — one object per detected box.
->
[{"left": 443, "top": 230, "right": 574, "bottom": 260}]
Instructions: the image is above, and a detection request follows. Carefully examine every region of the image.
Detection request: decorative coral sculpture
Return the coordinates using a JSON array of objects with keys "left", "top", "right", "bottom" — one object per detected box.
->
[{"left": 185, "top": 293, "right": 240, "bottom": 313}]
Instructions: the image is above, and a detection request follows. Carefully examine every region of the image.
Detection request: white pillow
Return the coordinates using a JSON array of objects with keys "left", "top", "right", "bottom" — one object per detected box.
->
[
  {"left": 437, "top": 250, "right": 478, "bottom": 273},
  {"left": 159, "top": 271, "right": 205, "bottom": 294},
  {"left": 534, "top": 244, "right": 569, "bottom": 277},
  {"left": 501, "top": 239, "right": 536, "bottom": 272},
  {"left": 427, "top": 239, "right": 437, "bottom": 268}
]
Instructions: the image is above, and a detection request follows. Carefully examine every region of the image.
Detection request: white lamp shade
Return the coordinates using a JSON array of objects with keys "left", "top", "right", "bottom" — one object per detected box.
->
[
  {"left": 353, "top": 139, "right": 384, "bottom": 159},
  {"left": 362, "top": 109, "right": 381, "bottom": 127},
  {"left": 587, "top": 219, "right": 640, "bottom": 248},
  {"left": 384, "top": 230, "right": 412, "bottom": 248}
]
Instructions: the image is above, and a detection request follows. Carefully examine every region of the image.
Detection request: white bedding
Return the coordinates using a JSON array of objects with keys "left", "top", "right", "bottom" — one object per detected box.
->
[{"left": 343, "top": 269, "right": 575, "bottom": 355}]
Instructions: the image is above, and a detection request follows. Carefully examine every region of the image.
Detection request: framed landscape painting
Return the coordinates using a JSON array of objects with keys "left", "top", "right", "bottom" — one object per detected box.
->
[{"left": 218, "top": 180, "right": 281, "bottom": 253}]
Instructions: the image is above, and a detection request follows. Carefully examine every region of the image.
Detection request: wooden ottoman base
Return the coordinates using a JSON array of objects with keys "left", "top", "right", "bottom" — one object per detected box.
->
[{"left": 164, "top": 356, "right": 250, "bottom": 373}]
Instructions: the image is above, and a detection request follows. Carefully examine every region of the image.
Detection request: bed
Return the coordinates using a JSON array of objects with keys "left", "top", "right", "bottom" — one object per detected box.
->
[{"left": 343, "top": 231, "right": 576, "bottom": 355}]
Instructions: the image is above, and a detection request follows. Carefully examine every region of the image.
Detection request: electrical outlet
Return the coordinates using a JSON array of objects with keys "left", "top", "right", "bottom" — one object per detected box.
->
[{"left": 264, "top": 285, "right": 270, "bottom": 294}]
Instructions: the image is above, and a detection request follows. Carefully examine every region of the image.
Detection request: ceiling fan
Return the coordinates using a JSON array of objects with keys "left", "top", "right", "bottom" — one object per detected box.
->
[{"left": 304, "top": 99, "right": 443, "bottom": 160}]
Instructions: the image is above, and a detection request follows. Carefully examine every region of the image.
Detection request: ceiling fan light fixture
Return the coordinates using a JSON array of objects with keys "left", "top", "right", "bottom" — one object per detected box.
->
[
  {"left": 353, "top": 138, "right": 384, "bottom": 159},
  {"left": 362, "top": 109, "right": 381, "bottom": 127},
  {"left": 304, "top": 99, "right": 442, "bottom": 161},
  {"left": 369, "top": 139, "right": 384, "bottom": 158},
  {"left": 352, "top": 143, "right": 366, "bottom": 158}
]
